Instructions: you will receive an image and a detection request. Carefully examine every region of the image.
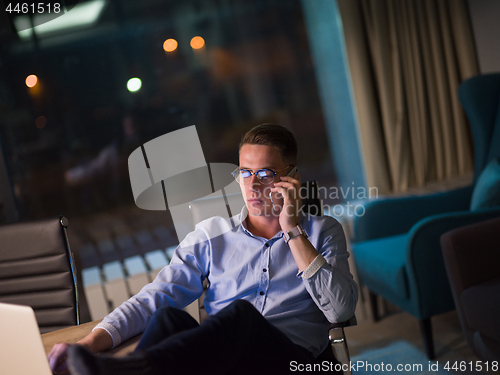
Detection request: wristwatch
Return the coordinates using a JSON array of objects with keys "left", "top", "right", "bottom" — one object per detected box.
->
[{"left": 283, "top": 224, "right": 308, "bottom": 244}]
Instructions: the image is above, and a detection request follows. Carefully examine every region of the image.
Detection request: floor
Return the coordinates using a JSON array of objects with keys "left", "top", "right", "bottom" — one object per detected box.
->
[{"left": 349, "top": 294, "right": 483, "bottom": 372}]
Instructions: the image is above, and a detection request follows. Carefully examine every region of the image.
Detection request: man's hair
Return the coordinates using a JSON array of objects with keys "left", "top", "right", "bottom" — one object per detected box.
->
[{"left": 239, "top": 123, "right": 298, "bottom": 164}]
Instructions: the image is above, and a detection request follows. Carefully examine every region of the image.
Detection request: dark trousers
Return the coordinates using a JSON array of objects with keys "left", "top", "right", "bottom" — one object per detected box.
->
[{"left": 135, "top": 299, "right": 340, "bottom": 375}]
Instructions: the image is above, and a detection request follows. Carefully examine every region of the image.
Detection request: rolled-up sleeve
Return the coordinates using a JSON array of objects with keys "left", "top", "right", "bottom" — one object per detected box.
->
[{"left": 301, "top": 217, "right": 358, "bottom": 323}]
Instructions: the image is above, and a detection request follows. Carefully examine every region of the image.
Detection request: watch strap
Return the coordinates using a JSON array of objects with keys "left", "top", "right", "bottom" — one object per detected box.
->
[{"left": 283, "top": 224, "right": 308, "bottom": 244}]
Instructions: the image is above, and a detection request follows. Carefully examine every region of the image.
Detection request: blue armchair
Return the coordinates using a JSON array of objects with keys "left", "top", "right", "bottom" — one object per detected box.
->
[{"left": 351, "top": 73, "right": 500, "bottom": 360}]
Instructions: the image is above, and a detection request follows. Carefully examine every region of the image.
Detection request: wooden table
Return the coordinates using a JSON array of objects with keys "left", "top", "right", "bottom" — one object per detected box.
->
[{"left": 42, "top": 320, "right": 142, "bottom": 356}]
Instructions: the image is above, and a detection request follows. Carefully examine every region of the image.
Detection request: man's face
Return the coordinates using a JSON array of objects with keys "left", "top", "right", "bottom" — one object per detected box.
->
[{"left": 238, "top": 144, "right": 290, "bottom": 217}]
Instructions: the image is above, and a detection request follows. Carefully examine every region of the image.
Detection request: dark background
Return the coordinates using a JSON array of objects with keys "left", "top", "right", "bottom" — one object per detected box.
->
[{"left": 0, "top": 0, "right": 337, "bottom": 224}]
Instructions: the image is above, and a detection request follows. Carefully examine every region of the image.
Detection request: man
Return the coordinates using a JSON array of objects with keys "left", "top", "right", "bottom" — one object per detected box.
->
[{"left": 49, "top": 124, "right": 358, "bottom": 375}]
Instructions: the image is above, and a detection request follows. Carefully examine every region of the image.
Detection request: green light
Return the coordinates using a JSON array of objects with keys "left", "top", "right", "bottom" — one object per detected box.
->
[{"left": 127, "top": 78, "right": 142, "bottom": 92}]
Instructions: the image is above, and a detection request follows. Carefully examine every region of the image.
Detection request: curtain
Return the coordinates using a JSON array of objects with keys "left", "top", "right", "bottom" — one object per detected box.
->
[{"left": 337, "top": 0, "right": 479, "bottom": 194}]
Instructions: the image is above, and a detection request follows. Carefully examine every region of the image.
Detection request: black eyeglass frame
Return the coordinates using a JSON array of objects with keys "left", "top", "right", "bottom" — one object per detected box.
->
[{"left": 231, "top": 165, "right": 294, "bottom": 185}]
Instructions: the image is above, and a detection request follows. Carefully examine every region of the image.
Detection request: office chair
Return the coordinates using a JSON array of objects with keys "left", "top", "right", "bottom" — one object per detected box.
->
[
  {"left": 190, "top": 180, "right": 356, "bottom": 374},
  {"left": 351, "top": 73, "right": 500, "bottom": 359},
  {"left": 0, "top": 216, "right": 90, "bottom": 333},
  {"left": 441, "top": 217, "right": 500, "bottom": 362}
]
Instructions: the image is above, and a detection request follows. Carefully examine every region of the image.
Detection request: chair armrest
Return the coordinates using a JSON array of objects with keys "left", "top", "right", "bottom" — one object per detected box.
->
[
  {"left": 329, "top": 316, "right": 356, "bottom": 375},
  {"left": 329, "top": 315, "right": 357, "bottom": 329},
  {"left": 405, "top": 207, "right": 500, "bottom": 318},
  {"left": 352, "top": 185, "right": 473, "bottom": 242}
]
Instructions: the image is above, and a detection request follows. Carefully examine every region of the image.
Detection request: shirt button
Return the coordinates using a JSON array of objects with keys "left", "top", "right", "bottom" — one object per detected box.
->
[
  {"left": 263, "top": 268, "right": 267, "bottom": 272},
  {"left": 260, "top": 291, "right": 265, "bottom": 295},
  {"left": 317, "top": 294, "right": 322, "bottom": 299},
  {"left": 265, "top": 243, "right": 270, "bottom": 247}
]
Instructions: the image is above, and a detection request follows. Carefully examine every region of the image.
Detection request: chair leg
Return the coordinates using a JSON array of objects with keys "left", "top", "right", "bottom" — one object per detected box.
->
[
  {"left": 419, "top": 318, "right": 435, "bottom": 360},
  {"left": 368, "top": 291, "right": 379, "bottom": 322}
]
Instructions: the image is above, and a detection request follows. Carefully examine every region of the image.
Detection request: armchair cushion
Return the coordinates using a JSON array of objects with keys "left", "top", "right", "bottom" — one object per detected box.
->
[
  {"left": 470, "top": 158, "right": 500, "bottom": 210},
  {"left": 461, "top": 277, "right": 500, "bottom": 342},
  {"left": 353, "top": 233, "right": 409, "bottom": 299}
]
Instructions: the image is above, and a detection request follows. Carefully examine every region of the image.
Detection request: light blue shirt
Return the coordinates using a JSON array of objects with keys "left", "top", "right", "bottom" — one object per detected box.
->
[{"left": 96, "top": 210, "right": 358, "bottom": 356}]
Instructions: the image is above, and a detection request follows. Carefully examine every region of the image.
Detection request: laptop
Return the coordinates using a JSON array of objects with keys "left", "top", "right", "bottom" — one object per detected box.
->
[{"left": 0, "top": 302, "right": 52, "bottom": 375}]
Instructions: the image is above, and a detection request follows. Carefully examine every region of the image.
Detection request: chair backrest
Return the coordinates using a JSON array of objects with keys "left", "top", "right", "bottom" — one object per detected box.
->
[
  {"left": 0, "top": 216, "right": 84, "bottom": 333},
  {"left": 190, "top": 192, "right": 245, "bottom": 228},
  {"left": 440, "top": 216, "right": 500, "bottom": 360},
  {"left": 300, "top": 180, "right": 323, "bottom": 216},
  {"left": 459, "top": 73, "right": 500, "bottom": 182}
]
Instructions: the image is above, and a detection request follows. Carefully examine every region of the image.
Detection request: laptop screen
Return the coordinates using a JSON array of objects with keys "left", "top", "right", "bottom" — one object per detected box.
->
[{"left": 0, "top": 302, "right": 52, "bottom": 375}]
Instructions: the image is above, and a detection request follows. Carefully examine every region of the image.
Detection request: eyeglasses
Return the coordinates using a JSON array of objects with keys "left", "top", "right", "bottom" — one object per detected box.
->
[{"left": 232, "top": 165, "right": 293, "bottom": 185}]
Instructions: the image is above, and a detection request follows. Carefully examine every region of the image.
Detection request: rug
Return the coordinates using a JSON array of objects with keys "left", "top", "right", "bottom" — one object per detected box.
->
[{"left": 350, "top": 341, "right": 451, "bottom": 374}]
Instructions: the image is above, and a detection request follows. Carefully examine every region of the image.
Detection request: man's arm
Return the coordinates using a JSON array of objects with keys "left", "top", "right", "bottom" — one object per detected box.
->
[
  {"left": 287, "top": 230, "right": 320, "bottom": 272},
  {"left": 300, "top": 218, "right": 358, "bottom": 323},
  {"left": 77, "top": 328, "right": 114, "bottom": 352},
  {"left": 272, "top": 174, "right": 319, "bottom": 271},
  {"left": 94, "top": 239, "right": 209, "bottom": 348},
  {"left": 273, "top": 174, "right": 358, "bottom": 322},
  {"left": 47, "top": 228, "right": 211, "bottom": 373}
]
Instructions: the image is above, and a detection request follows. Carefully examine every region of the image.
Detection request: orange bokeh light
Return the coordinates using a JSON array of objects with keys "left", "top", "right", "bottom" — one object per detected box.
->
[
  {"left": 190, "top": 36, "right": 205, "bottom": 50},
  {"left": 26, "top": 75, "right": 38, "bottom": 88},
  {"left": 163, "top": 38, "right": 178, "bottom": 52}
]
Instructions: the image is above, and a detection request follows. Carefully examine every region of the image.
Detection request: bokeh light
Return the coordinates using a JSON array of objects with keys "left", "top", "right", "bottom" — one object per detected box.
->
[
  {"left": 26, "top": 74, "right": 38, "bottom": 88},
  {"left": 127, "top": 77, "right": 142, "bottom": 92},
  {"left": 35, "top": 116, "right": 46, "bottom": 129},
  {"left": 190, "top": 36, "right": 205, "bottom": 50},
  {"left": 163, "top": 38, "right": 178, "bottom": 52}
]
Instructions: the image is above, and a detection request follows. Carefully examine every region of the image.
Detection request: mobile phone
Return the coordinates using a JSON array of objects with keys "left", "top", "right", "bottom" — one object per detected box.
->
[{"left": 270, "top": 166, "right": 299, "bottom": 210}]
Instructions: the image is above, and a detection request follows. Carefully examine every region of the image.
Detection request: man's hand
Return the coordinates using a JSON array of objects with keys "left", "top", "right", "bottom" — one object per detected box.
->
[
  {"left": 48, "top": 343, "right": 72, "bottom": 374},
  {"left": 272, "top": 172, "right": 320, "bottom": 271},
  {"left": 271, "top": 171, "right": 302, "bottom": 232},
  {"left": 48, "top": 328, "right": 113, "bottom": 374}
]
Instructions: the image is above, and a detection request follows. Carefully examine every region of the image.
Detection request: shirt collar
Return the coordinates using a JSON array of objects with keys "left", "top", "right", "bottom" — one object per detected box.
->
[
  {"left": 239, "top": 205, "right": 254, "bottom": 237},
  {"left": 239, "top": 205, "right": 305, "bottom": 241}
]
